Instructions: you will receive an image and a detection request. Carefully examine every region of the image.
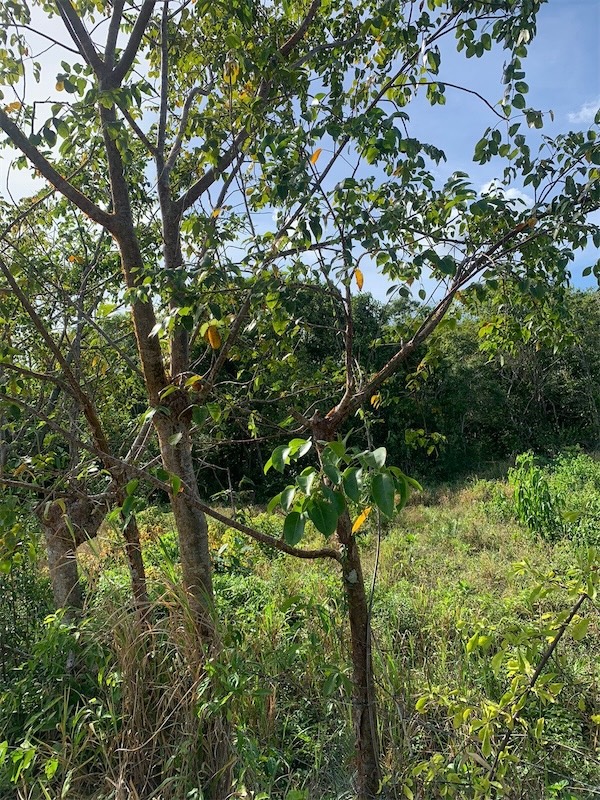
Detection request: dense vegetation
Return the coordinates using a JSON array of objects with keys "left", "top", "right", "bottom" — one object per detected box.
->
[{"left": 2, "top": 451, "right": 600, "bottom": 798}]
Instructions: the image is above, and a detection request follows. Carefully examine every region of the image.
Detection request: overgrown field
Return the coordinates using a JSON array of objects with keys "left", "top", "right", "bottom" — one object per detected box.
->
[{"left": 1, "top": 452, "right": 599, "bottom": 799}]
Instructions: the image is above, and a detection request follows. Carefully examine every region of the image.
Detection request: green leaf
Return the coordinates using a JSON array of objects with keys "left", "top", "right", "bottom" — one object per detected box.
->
[
  {"left": 307, "top": 498, "right": 338, "bottom": 537},
  {"left": 572, "top": 618, "right": 589, "bottom": 641},
  {"left": 168, "top": 432, "right": 182, "bottom": 446},
  {"left": 288, "top": 438, "right": 312, "bottom": 458},
  {"left": 272, "top": 445, "right": 291, "bottom": 473},
  {"left": 323, "top": 462, "right": 341, "bottom": 485},
  {"left": 371, "top": 472, "right": 395, "bottom": 518},
  {"left": 121, "top": 494, "right": 135, "bottom": 518},
  {"left": 267, "top": 492, "right": 282, "bottom": 513},
  {"left": 283, "top": 511, "right": 305, "bottom": 545},
  {"left": 362, "top": 447, "right": 387, "bottom": 468},
  {"left": 170, "top": 474, "right": 182, "bottom": 495},
  {"left": 281, "top": 485, "right": 295, "bottom": 512},
  {"left": 342, "top": 467, "right": 362, "bottom": 503},
  {"left": 206, "top": 402, "right": 221, "bottom": 422},
  {"left": 326, "top": 441, "right": 346, "bottom": 461},
  {"left": 125, "top": 479, "right": 139, "bottom": 496},
  {"left": 192, "top": 405, "right": 209, "bottom": 426},
  {"left": 296, "top": 467, "right": 317, "bottom": 495}
]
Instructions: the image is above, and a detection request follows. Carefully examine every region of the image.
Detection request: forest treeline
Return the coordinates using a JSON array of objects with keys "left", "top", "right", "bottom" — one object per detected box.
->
[{"left": 192, "top": 287, "right": 600, "bottom": 498}]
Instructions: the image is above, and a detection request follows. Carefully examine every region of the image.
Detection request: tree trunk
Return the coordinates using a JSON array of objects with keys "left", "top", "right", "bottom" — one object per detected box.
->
[
  {"left": 337, "top": 510, "right": 381, "bottom": 799},
  {"left": 121, "top": 510, "right": 150, "bottom": 613},
  {"left": 40, "top": 504, "right": 84, "bottom": 620},
  {"left": 154, "top": 416, "right": 215, "bottom": 633}
]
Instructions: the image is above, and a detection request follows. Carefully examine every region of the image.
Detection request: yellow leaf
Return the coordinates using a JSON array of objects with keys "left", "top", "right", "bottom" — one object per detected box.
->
[
  {"left": 352, "top": 506, "right": 372, "bottom": 534},
  {"left": 55, "top": 81, "right": 64, "bottom": 92},
  {"left": 355, "top": 268, "right": 364, "bottom": 291},
  {"left": 205, "top": 325, "right": 221, "bottom": 349},
  {"left": 310, "top": 148, "right": 322, "bottom": 165},
  {"left": 223, "top": 61, "right": 239, "bottom": 86},
  {"left": 13, "top": 462, "right": 27, "bottom": 476},
  {"left": 370, "top": 393, "right": 381, "bottom": 409},
  {"left": 211, "top": 207, "right": 222, "bottom": 218},
  {"left": 5, "top": 101, "right": 22, "bottom": 112}
]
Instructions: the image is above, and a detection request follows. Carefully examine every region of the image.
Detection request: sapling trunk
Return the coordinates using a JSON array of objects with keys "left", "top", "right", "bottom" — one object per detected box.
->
[{"left": 337, "top": 509, "right": 381, "bottom": 799}]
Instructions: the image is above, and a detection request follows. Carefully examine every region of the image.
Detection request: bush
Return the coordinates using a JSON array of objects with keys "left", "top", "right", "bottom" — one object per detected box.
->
[{"left": 509, "top": 450, "right": 600, "bottom": 545}]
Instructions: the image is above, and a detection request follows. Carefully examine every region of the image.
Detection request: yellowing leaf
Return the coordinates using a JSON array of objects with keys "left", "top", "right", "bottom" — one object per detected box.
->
[
  {"left": 527, "top": 216, "right": 537, "bottom": 228},
  {"left": 211, "top": 207, "right": 222, "bottom": 218},
  {"left": 5, "top": 101, "right": 22, "bottom": 112},
  {"left": 310, "top": 148, "right": 322, "bottom": 165},
  {"left": 352, "top": 506, "right": 372, "bottom": 534},
  {"left": 55, "top": 81, "right": 64, "bottom": 92},
  {"left": 370, "top": 393, "right": 381, "bottom": 409},
  {"left": 355, "top": 268, "right": 364, "bottom": 291},
  {"left": 205, "top": 325, "right": 221, "bottom": 349},
  {"left": 223, "top": 61, "right": 239, "bottom": 85}
]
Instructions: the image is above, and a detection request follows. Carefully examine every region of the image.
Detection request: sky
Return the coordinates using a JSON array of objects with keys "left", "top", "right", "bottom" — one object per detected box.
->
[
  {"left": 1, "top": 0, "right": 599, "bottom": 302},
  {"left": 360, "top": 0, "right": 600, "bottom": 300}
]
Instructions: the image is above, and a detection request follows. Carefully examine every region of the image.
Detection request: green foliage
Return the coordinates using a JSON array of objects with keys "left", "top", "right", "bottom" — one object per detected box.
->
[
  {"left": 267, "top": 439, "right": 420, "bottom": 544},
  {"left": 509, "top": 452, "right": 566, "bottom": 540},
  {"left": 510, "top": 450, "right": 600, "bottom": 545},
  {"left": 2, "top": 479, "right": 600, "bottom": 798}
]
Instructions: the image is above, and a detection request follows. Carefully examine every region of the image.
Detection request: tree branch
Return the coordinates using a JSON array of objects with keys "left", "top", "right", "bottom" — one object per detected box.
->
[
  {"left": 55, "top": 0, "right": 106, "bottom": 75},
  {"left": 177, "top": 0, "right": 321, "bottom": 213},
  {"left": 111, "top": 0, "right": 157, "bottom": 86},
  {"left": 489, "top": 592, "right": 589, "bottom": 783},
  {"left": 105, "top": 0, "right": 125, "bottom": 68},
  {"left": 0, "top": 110, "right": 115, "bottom": 231},
  {"left": 0, "top": 256, "right": 113, "bottom": 457},
  {"left": 163, "top": 84, "right": 213, "bottom": 176}
]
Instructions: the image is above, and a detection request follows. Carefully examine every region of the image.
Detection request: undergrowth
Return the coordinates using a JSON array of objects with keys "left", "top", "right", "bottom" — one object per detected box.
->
[{"left": 0, "top": 452, "right": 599, "bottom": 799}]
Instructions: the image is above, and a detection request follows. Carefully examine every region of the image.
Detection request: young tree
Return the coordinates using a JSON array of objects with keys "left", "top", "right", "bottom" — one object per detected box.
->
[{"left": 0, "top": 0, "right": 598, "bottom": 796}]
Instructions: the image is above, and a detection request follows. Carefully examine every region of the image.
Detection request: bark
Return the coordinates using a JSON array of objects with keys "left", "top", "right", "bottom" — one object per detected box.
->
[
  {"left": 38, "top": 497, "right": 103, "bottom": 619},
  {"left": 337, "top": 510, "right": 381, "bottom": 799},
  {"left": 43, "top": 524, "right": 83, "bottom": 620},
  {"left": 154, "top": 416, "right": 214, "bottom": 631}
]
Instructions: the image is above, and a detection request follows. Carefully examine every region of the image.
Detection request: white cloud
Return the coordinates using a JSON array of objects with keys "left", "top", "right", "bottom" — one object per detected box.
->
[
  {"left": 480, "top": 180, "right": 534, "bottom": 208},
  {"left": 568, "top": 98, "right": 600, "bottom": 124}
]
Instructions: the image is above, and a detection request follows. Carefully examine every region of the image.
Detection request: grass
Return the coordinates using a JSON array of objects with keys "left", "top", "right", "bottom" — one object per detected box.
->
[{"left": 1, "top": 467, "right": 599, "bottom": 799}]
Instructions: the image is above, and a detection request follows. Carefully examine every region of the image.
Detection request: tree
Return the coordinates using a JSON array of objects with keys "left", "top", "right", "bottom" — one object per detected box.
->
[{"left": 0, "top": 0, "right": 598, "bottom": 796}]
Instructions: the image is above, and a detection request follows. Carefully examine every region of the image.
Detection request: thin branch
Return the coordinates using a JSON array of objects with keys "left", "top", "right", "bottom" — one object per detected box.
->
[
  {"left": 0, "top": 477, "right": 48, "bottom": 496},
  {"left": 489, "top": 592, "right": 589, "bottom": 783},
  {"left": 17, "top": 25, "right": 80, "bottom": 55},
  {"left": 163, "top": 84, "right": 213, "bottom": 175},
  {"left": 105, "top": 0, "right": 125, "bottom": 68},
  {"left": 111, "top": 0, "right": 157, "bottom": 86},
  {"left": 278, "top": 0, "right": 320, "bottom": 58},
  {"left": 72, "top": 306, "right": 144, "bottom": 378},
  {"left": 0, "top": 110, "right": 115, "bottom": 231},
  {"left": 55, "top": 0, "right": 106, "bottom": 75},
  {"left": 290, "top": 33, "right": 361, "bottom": 70},
  {"left": 116, "top": 99, "right": 157, "bottom": 156},
  {"left": 177, "top": 0, "right": 321, "bottom": 213},
  {"left": 0, "top": 361, "right": 68, "bottom": 390},
  {"left": 410, "top": 80, "right": 506, "bottom": 121},
  {"left": 156, "top": 0, "right": 169, "bottom": 163},
  {"left": 0, "top": 256, "right": 112, "bottom": 457},
  {"left": 197, "top": 289, "right": 253, "bottom": 399}
]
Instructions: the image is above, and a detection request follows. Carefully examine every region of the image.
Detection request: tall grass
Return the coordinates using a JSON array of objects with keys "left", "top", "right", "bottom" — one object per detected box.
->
[{"left": 1, "top": 457, "right": 599, "bottom": 798}]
